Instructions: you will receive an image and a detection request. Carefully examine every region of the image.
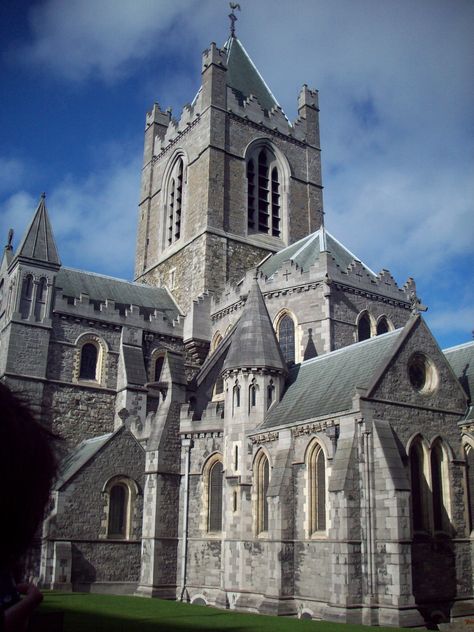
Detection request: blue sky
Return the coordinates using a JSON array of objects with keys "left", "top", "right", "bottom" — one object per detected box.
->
[{"left": 0, "top": 0, "right": 472, "bottom": 349}]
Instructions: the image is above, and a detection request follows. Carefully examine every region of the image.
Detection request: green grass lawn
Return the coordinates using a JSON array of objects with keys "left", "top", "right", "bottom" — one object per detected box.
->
[{"left": 37, "top": 592, "right": 416, "bottom": 632}]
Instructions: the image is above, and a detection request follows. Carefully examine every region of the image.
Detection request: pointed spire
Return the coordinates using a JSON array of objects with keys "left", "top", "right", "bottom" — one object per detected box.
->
[
  {"left": 15, "top": 193, "right": 61, "bottom": 267},
  {"left": 223, "top": 277, "right": 287, "bottom": 373},
  {"left": 225, "top": 36, "right": 280, "bottom": 113}
]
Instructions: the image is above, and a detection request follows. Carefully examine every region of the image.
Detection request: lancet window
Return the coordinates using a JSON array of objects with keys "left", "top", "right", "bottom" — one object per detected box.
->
[
  {"left": 167, "top": 157, "right": 184, "bottom": 246},
  {"left": 308, "top": 442, "right": 327, "bottom": 534},
  {"left": 247, "top": 147, "right": 280, "bottom": 237}
]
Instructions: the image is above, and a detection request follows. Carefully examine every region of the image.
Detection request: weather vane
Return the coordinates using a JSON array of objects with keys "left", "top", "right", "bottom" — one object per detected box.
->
[{"left": 229, "top": 2, "right": 241, "bottom": 38}]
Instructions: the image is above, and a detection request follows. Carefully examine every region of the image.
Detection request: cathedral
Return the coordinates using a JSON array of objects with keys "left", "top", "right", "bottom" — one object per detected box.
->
[{"left": 0, "top": 23, "right": 473, "bottom": 629}]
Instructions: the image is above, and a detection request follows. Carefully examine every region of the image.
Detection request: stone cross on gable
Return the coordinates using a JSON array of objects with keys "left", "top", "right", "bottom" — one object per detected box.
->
[{"left": 283, "top": 269, "right": 291, "bottom": 281}]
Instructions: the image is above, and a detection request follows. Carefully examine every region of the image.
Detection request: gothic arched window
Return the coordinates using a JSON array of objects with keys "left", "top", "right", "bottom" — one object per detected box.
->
[
  {"left": 208, "top": 459, "right": 223, "bottom": 532},
  {"left": 34, "top": 277, "right": 47, "bottom": 322},
  {"left": 376, "top": 316, "right": 390, "bottom": 335},
  {"left": 249, "top": 379, "right": 257, "bottom": 410},
  {"left": 357, "top": 312, "right": 371, "bottom": 342},
  {"left": 308, "top": 442, "right": 326, "bottom": 534},
  {"left": 255, "top": 452, "right": 270, "bottom": 534},
  {"left": 409, "top": 438, "right": 429, "bottom": 532},
  {"left": 19, "top": 274, "right": 34, "bottom": 319},
  {"left": 108, "top": 484, "right": 128, "bottom": 538},
  {"left": 247, "top": 147, "right": 281, "bottom": 237},
  {"left": 277, "top": 314, "right": 295, "bottom": 364},
  {"left": 103, "top": 476, "right": 138, "bottom": 540},
  {"left": 167, "top": 157, "right": 184, "bottom": 246},
  {"left": 267, "top": 380, "right": 275, "bottom": 410},
  {"left": 79, "top": 343, "right": 98, "bottom": 380},
  {"left": 154, "top": 355, "right": 164, "bottom": 382},
  {"left": 465, "top": 444, "right": 474, "bottom": 532},
  {"left": 431, "top": 440, "right": 449, "bottom": 532},
  {"left": 233, "top": 382, "right": 241, "bottom": 414}
]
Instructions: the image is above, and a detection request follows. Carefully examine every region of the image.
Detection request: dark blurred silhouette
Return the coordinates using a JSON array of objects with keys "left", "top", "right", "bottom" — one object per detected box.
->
[{"left": 0, "top": 384, "right": 58, "bottom": 631}]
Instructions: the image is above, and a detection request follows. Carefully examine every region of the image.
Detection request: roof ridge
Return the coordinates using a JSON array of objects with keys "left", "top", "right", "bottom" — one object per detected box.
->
[
  {"left": 301, "top": 328, "right": 402, "bottom": 367},
  {"left": 325, "top": 230, "right": 377, "bottom": 277},
  {"left": 62, "top": 266, "right": 163, "bottom": 289},
  {"left": 443, "top": 340, "right": 474, "bottom": 353}
]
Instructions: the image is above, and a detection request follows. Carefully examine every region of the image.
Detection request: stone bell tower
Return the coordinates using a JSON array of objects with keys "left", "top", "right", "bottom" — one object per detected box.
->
[{"left": 135, "top": 26, "right": 323, "bottom": 313}]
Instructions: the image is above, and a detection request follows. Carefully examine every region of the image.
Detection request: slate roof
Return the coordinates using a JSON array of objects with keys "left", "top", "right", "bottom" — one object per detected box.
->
[
  {"left": 224, "top": 36, "right": 280, "bottom": 113},
  {"left": 258, "top": 227, "right": 376, "bottom": 279},
  {"left": 15, "top": 194, "right": 61, "bottom": 266},
  {"left": 54, "top": 432, "right": 113, "bottom": 490},
  {"left": 55, "top": 267, "right": 181, "bottom": 321},
  {"left": 223, "top": 279, "right": 287, "bottom": 372},
  {"left": 444, "top": 340, "right": 474, "bottom": 419},
  {"left": 258, "top": 329, "right": 402, "bottom": 430}
]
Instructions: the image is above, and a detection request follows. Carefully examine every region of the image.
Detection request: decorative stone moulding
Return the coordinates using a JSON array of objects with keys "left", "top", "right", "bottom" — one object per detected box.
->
[
  {"left": 250, "top": 432, "right": 279, "bottom": 444},
  {"left": 292, "top": 419, "right": 337, "bottom": 437}
]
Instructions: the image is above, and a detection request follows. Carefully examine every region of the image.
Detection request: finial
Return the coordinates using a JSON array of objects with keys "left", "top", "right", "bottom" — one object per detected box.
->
[
  {"left": 229, "top": 2, "right": 241, "bottom": 38},
  {"left": 41, "top": 192, "right": 46, "bottom": 199},
  {"left": 7, "top": 228, "right": 14, "bottom": 249}
]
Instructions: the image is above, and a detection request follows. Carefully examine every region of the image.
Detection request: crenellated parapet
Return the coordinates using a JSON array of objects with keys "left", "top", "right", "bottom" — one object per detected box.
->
[
  {"left": 53, "top": 293, "right": 184, "bottom": 336},
  {"left": 227, "top": 87, "right": 320, "bottom": 144}
]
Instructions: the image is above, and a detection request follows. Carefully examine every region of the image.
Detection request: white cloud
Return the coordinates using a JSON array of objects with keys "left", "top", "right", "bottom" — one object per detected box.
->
[
  {"left": 0, "top": 153, "right": 141, "bottom": 280},
  {"left": 13, "top": 0, "right": 200, "bottom": 82},
  {"left": 0, "top": 157, "right": 25, "bottom": 196}
]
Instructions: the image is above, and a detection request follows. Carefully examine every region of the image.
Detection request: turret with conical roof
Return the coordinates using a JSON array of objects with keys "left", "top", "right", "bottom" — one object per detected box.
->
[
  {"left": 14, "top": 193, "right": 61, "bottom": 269},
  {"left": 135, "top": 20, "right": 323, "bottom": 315},
  {"left": 0, "top": 195, "right": 61, "bottom": 412},
  {"left": 223, "top": 277, "right": 287, "bottom": 373}
]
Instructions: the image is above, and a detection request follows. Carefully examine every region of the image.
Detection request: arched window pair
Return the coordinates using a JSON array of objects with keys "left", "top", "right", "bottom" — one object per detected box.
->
[
  {"left": 19, "top": 274, "right": 48, "bottom": 321},
  {"left": 307, "top": 442, "right": 327, "bottom": 534},
  {"left": 247, "top": 147, "right": 281, "bottom": 237},
  {"left": 275, "top": 312, "right": 296, "bottom": 365},
  {"left": 76, "top": 335, "right": 107, "bottom": 384},
  {"left": 104, "top": 477, "right": 138, "bottom": 540},
  {"left": 357, "top": 311, "right": 392, "bottom": 342},
  {"left": 409, "top": 436, "right": 451, "bottom": 534},
  {"left": 204, "top": 456, "right": 223, "bottom": 533}
]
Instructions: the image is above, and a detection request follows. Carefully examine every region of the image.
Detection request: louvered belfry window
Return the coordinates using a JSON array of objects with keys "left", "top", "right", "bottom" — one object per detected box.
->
[
  {"left": 247, "top": 147, "right": 280, "bottom": 237},
  {"left": 167, "top": 158, "right": 184, "bottom": 246},
  {"left": 208, "top": 460, "right": 223, "bottom": 532},
  {"left": 278, "top": 314, "right": 295, "bottom": 364}
]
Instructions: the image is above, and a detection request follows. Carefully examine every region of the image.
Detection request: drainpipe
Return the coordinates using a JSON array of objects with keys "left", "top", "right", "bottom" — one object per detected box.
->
[{"left": 180, "top": 437, "right": 192, "bottom": 601}]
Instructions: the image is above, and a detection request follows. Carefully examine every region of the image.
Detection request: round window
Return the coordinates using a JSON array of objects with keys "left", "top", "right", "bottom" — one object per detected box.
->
[{"left": 408, "top": 353, "right": 438, "bottom": 394}]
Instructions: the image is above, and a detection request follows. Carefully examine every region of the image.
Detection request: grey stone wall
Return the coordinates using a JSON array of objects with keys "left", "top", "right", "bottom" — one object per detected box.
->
[
  {"left": 51, "top": 428, "right": 145, "bottom": 585},
  {"left": 42, "top": 383, "right": 115, "bottom": 445}
]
